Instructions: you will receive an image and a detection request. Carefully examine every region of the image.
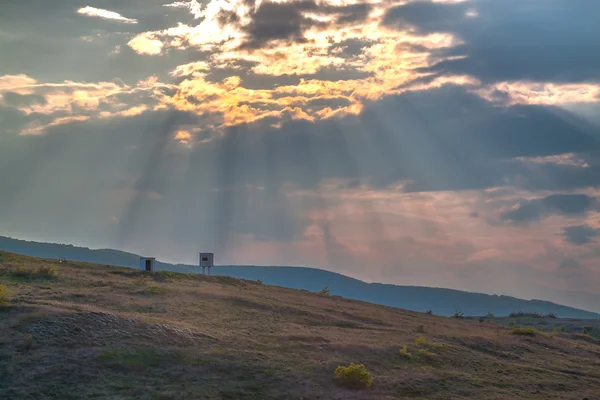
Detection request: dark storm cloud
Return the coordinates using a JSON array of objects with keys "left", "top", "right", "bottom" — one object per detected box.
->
[
  {"left": 383, "top": 0, "right": 600, "bottom": 83},
  {"left": 329, "top": 3, "right": 373, "bottom": 25},
  {"left": 239, "top": 0, "right": 321, "bottom": 49},
  {"left": 562, "top": 225, "right": 600, "bottom": 245},
  {"left": 237, "top": 0, "right": 374, "bottom": 49},
  {"left": 501, "top": 194, "right": 598, "bottom": 223}
]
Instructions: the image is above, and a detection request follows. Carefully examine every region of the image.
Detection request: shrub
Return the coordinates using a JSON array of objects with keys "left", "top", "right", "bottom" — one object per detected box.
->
[
  {"left": 415, "top": 336, "right": 446, "bottom": 350},
  {"left": 452, "top": 310, "right": 464, "bottom": 319},
  {"left": 487, "top": 312, "right": 494, "bottom": 318},
  {"left": 425, "top": 310, "right": 433, "bottom": 315},
  {"left": 36, "top": 265, "right": 58, "bottom": 278},
  {"left": 399, "top": 345, "right": 412, "bottom": 360},
  {"left": 415, "top": 325, "right": 425, "bottom": 333},
  {"left": 416, "top": 349, "right": 437, "bottom": 361},
  {"left": 319, "top": 285, "right": 331, "bottom": 295},
  {"left": 545, "top": 312, "right": 557, "bottom": 319},
  {"left": 334, "top": 363, "right": 373, "bottom": 389},
  {"left": 553, "top": 326, "right": 567, "bottom": 333},
  {"left": 12, "top": 266, "right": 33, "bottom": 278},
  {"left": 509, "top": 311, "right": 542, "bottom": 318},
  {"left": 583, "top": 326, "right": 593, "bottom": 335},
  {"left": 511, "top": 327, "right": 542, "bottom": 337},
  {"left": 256, "top": 279, "right": 263, "bottom": 284},
  {"left": 0, "top": 284, "right": 12, "bottom": 307}
]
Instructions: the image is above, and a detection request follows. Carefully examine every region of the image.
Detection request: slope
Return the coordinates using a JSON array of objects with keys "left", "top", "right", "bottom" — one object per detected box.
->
[{"left": 2, "top": 251, "right": 600, "bottom": 399}]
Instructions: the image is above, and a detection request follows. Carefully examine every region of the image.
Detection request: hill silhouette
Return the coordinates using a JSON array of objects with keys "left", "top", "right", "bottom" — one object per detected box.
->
[{"left": 1, "top": 235, "right": 598, "bottom": 318}]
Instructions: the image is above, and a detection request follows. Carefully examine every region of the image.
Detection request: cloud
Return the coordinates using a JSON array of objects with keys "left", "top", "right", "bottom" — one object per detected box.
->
[
  {"left": 384, "top": 0, "right": 600, "bottom": 83},
  {"left": 77, "top": 6, "right": 138, "bottom": 24},
  {"left": 562, "top": 225, "right": 600, "bottom": 245},
  {"left": 501, "top": 194, "right": 598, "bottom": 223},
  {"left": 127, "top": 33, "right": 164, "bottom": 55}
]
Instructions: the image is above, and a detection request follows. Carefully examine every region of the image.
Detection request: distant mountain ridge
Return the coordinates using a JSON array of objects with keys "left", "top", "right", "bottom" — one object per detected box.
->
[{"left": 1, "top": 235, "right": 598, "bottom": 318}]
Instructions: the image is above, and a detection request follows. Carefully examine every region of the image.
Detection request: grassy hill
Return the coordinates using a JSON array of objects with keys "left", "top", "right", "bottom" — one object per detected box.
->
[
  {"left": 2, "top": 252, "right": 600, "bottom": 399},
  {"left": 1, "top": 236, "right": 598, "bottom": 318}
]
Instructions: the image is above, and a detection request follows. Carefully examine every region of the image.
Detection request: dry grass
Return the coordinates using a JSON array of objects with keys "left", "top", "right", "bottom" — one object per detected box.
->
[{"left": 1, "top": 251, "right": 600, "bottom": 399}]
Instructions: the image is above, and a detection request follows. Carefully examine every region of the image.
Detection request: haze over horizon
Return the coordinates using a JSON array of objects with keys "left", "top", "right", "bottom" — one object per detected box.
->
[{"left": 2, "top": 0, "right": 600, "bottom": 311}]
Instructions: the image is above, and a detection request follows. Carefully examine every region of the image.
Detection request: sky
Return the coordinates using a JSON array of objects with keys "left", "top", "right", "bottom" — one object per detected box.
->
[{"left": 1, "top": 0, "right": 600, "bottom": 311}]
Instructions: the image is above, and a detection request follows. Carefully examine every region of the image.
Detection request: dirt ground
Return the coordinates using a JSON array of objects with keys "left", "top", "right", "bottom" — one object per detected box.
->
[{"left": 2, "top": 251, "right": 600, "bottom": 399}]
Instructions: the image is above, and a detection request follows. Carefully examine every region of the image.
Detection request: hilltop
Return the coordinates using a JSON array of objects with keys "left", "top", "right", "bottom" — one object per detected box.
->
[
  {"left": 1, "top": 236, "right": 598, "bottom": 318},
  {"left": 2, "top": 251, "right": 600, "bottom": 399}
]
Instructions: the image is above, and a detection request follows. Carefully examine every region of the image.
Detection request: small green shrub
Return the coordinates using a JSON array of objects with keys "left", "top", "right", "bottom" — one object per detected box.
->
[
  {"left": 256, "top": 279, "right": 263, "bottom": 284},
  {"left": 334, "top": 363, "right": 373, "bottom": 389},
  {"left": 416, "top": 349, "right": 437, "bottom": 361},
  {"left": 0, "top": 284, "right": 13, "bottom": 307},
  {"left": 509, "top": 311, "right": 543, "bottom": 318},
  {"left": 319, "top": 285, "right": 331, "bottom": 295},
  {"left": 415, "top": 336, "right": 446, "bottom": 350},
  {"left": 12, "top": 266, "right": 33, "bottom": 278},
  {"left": 508, "top": 320, "right": 516, "bottom": 327},
  {"left": 36, "top": 265, "right": 58, "bottom": 278},
  {"left": 545, "top": 312, "right": 557, "bottom": 319},
  {"left": 487, "top": 312, "right": 494, "bottom": 318},
  {"left": 511, "top": 327, "right": 542, "bottom": 337},
  {"left": 553, "top": 326, "right": 567, "bottom": 333},
  {"left": 583, "top": 326, "right": 593, "bottom": 335},
  {"left": 425, "top": 309, "right": 433, "bottom": 315},
  {"left": 452, "top": 310, "right": 464, "bottom": 318},
  {"left": 399, "top": 345, "right": 412, "bottom": 360},
  {"left": 146, "top": 284, "right": 163, "bottom": 295}
]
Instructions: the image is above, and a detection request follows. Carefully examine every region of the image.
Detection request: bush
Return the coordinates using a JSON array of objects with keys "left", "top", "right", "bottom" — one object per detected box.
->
[
  {"left": 425, "top": 309, "right": 433, "bottom": 315},
  {"left": 415, "top": 325, "right": 425, "bottom": 333},
  {"left": 0, "top": 284, "right": 12, "bottom": 307},
  {"left": 319, "top": 285, "right": 331, "bottom": 295},
  {"left": 545, "top": 312, "right": 557, "bottom": 319},
  {"left": 36, "top": 265, "right": 58, "bottom": 278},
  {"left": 399, "top": 345, "right": 412, "bottom": 360},
  {"left": 416, "top": 349, "right": 437, "bottom": 361},
  {"left": 486, "top": 312, "right": 494, "bottom": 318},
  {"left": 334, "top": 363, "right": 373, "bottom": 389},
  {"left": 511, "top": 327, "right": 542, "bottom": 337},
  {"left": 583, "top": 326, "right": 593, "bottom": 335},
  {"left": 509, "top": 311, "right": 543, "bottom": 318},
  {"left": 11, "top": 266, "right": 33, "bottom": 278},
  {"left": 452, "top": 310, "right": 464, "bottom": 318}
]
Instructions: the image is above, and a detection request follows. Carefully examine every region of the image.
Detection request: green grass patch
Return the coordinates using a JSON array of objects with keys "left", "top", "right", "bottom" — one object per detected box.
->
[{"left": 97, "top": 348, "right": 169, "bottom": 368}]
